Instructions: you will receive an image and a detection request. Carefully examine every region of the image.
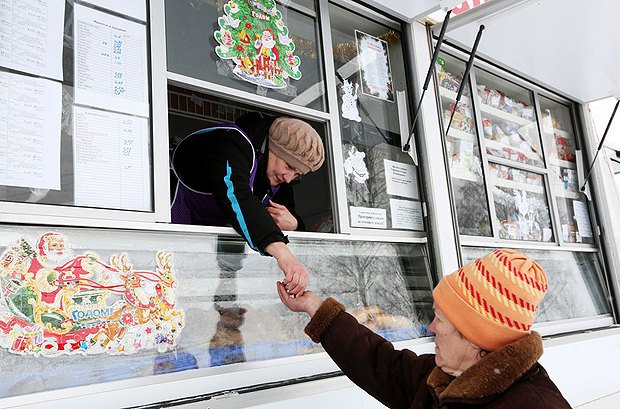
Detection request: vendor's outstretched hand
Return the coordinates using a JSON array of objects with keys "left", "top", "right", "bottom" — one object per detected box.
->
[
  {"left": 266, "top": 200, "right": 298, "bottom": 231},
  {"left": 277, "top": 282, "right": 323, "bottom": 317},
  {"left": 265, "top": 242, "right": 308, "bottom": 296}
]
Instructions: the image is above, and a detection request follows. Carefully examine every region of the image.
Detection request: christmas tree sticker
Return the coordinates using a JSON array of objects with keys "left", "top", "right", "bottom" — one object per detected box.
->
[{"left": 214, "top": 0, "right": 302, "bottom": 89}]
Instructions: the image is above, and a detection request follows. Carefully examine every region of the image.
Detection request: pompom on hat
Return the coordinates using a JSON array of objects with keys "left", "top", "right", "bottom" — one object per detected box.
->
[
  {"left": 433, "top": 249, "right": 548, "bottom": 351},
  {"left": 269, "top": 117, "right": 325, "bottom": 174}
]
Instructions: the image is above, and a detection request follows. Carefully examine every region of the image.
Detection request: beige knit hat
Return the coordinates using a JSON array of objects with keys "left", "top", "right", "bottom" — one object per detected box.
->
[
  {"left": 269, "top": 117, "right": 325, "bottom": 174},
  {"left": 433, "top": 249, "right": 548, "bottom": 351}
]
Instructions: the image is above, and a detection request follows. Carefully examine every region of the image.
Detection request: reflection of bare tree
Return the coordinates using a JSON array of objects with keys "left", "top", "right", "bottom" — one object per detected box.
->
[
  {"left": 493, "top": 187, "right": 552, "bottom": 236},
  {"left": 303, "top": 241, "right": 432, "bottom": 332},
  {"left": 535, "top": 254, "right": 610, "bottom": 322},
  {"left": 453, "top": 180, "right": 492, "bottom": 236},
  {"left": 463, "top": 248, "right": 610, "bottom": 324}
]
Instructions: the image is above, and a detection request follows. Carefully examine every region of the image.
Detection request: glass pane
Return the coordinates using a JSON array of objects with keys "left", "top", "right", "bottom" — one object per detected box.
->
[
  {"left": 0, "top": 226, "right": 433, "bottom": 398},
  {"left": 462, "top": 247, "right": 611, "bottom": 323},
  {"left": 540, "top": 96, "right": 594, "bottom": 244},
  {"left": 0, "top": 1, "right": 153, "bottom": 212},
  {"left": 489, "top": 163, "right": 553, "bottom": 241},
  {"left": 165, "top": 0, "right": 326, "bottom": 111},
  {"left": 330, "top": 5, "right": 423, "bottom": 231},
  {"left": 436, "top": 52, "right": 492, "bottom": 236},
  {"left": 168, "top": 86, "right": 334, "bottom": 232},
  {"left": 474, "top": 69, "right": 544, "bottom": 167}
]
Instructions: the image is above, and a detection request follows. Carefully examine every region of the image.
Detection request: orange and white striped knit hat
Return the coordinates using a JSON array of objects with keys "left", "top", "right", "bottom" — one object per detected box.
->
[{"left": 433, "top": 249, "right": 548, "bottom": 351}]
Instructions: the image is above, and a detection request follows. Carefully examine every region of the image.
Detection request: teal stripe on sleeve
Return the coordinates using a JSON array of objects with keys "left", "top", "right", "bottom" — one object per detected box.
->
[{"left": 224, "top": 161, "right": 261, "bottom": 253}]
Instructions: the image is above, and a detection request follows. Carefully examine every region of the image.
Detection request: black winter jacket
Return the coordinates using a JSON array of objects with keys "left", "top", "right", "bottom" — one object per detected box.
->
[{"left": 172, "top": 112, "right": 302, "bottom": 254}]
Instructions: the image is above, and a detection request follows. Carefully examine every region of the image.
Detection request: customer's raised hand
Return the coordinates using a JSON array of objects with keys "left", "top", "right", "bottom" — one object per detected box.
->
[{"left": 277, "top": 281, "right": 323, "bottom": 317}]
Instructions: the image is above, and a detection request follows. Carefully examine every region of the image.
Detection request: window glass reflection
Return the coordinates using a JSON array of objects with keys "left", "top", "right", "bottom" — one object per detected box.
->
[
  {"left": 165, "top": 0, "right": 326, "bottom": 111},
  {"left": 0, "top": 226, "right": 433, "bottom": 398},
  {"left": 330, "top": 4, "right": 422, "bottom": 231},
  {"left": 489, "top": 163, "right": 553, "bottom": 241},
  {"left": 462, "top": 247, "right": 611, "bottom": 323},
  {"left": 436, "top": 53, "right": 492, "bottom": 236},
  {"left": 540, "top": 96, "right": 594, "bottom": 244}
]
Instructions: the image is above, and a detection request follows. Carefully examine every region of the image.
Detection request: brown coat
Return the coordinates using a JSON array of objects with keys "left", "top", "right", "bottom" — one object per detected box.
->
[{"left": 305, "top": 298, "right": 571, "bottom": 409}]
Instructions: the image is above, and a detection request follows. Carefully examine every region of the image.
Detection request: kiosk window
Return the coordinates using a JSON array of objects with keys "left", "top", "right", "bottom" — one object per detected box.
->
[
  {"left": 165, "top": 0, "right": 326, "bottom": 112},
  {"left": 168, "top": 86, "right": 333, "bottom": 233},
  {"left": 0, "top": 1, "right": 153, "bottom": 212}
]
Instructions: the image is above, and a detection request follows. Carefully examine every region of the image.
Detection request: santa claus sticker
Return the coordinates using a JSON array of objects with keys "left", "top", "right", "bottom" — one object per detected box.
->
[
  {"left": 0, "top": 232, "right": 184, "bottom": 357},
  {"left": 214, "top": 0, "right": 302, "bottom": 88}
]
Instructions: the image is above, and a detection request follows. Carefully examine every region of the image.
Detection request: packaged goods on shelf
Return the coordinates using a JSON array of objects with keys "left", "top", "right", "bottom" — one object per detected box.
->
[
  {"left": 564, "top": 168, "right": 577, "bottom": 191},
  {"left": 513, "top": 101, "right": 525, "bottom": 117},
  {"left": 482, "top": 118, "right": 493, "bottom": 136},
  {"left": 438, "top": 71, "right": 462, "bottom": 93},
  {"left": 512, "top": 168, "right": 527, "bottom": 183},
  {"left": 454, "top": 139, "right": 474, "bottom": 157},
  {"left": 522, "top": 105, "right": 535, "bottom": 120},
  {"left": 444, "top": 103, "right": 474, "bottom": 133},
  {"left": 435, "top": 56, "right": 446, "bottom": 75},
  {"left": 487, "top": 88, "right": 502, "bottom": 108},
  {"left": 477, "top": 84, "right": 491, "bottom": 104},
  {"left": 554, "top": 133, "right": 575, "bottom": 161},
  {"left": 526, "top": 172, "right": 541, "bottom": 185},
  {"left": 501, "top": 95, "right": 515, "bottom": 113}
]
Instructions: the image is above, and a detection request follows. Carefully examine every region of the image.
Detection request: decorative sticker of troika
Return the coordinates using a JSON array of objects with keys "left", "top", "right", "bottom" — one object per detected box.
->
[
  {"left": 214, "top": 0, "right": 302, "bottom": 89},
  {"left": 0, "top": 232, "right": 184, "bottom": 357}
]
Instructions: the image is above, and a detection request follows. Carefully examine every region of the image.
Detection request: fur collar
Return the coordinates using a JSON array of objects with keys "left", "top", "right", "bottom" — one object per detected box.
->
[{"left": 427, "top": 332, "right": 543, "bottom": 401}]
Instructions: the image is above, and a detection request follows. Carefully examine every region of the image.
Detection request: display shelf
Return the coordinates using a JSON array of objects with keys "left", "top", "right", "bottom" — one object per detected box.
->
[
  {"left": 480, "top": 103, "right": 531, "bottom": 127},
  {"left": 491, "top": 177, "right": 545, "bottom": 194},
  {"left": 450, "top": 167, "right": 482, "bottom": 183},
  {"left": 446, "top": 128, "right": 476, "bottom": 142},
  {"left": 554, "top": 188, "right": 580, "bottom": 200},
  {"left": 439, "top": 86, "right": 471, "bottom": 104},
  {"left": 548, "top": 127, "right": 573, "bottom": 139},
  {"left": 440, "top": 86, "right": 533, "bottom": 127},
  {"left": 549, "top": 157, "right": 576, "bottom": 169},
  {"left": 484, "top": 138, "right": 543, "bottom": 163}
]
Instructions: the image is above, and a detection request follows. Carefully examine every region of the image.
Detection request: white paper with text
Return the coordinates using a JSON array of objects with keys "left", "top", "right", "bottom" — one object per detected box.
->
[
  {"left": 0, "top": 0, "right": 65, "bottom": 80},
  {"left": 0, "top": 72, "right": 61, "bottom": 189},
  {"left": 390, "top": 199, "right": 423, "bottom": 230},
  {"left": 384, "top": 159, "right": 419, "bottom": 199},
  {"left": 74, "top": 5, "right": 148, "bottom": 117},
  {"left": 73, "top": 106, "right": 150, "bottom": 211},
  {"left": 350, "top": 206, "right": 387, "bottom": 229}
]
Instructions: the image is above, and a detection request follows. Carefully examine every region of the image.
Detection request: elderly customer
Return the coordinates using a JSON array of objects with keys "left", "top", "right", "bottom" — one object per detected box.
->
[{"left": 278, "top": 248, "right": 571, "bottom": 408}]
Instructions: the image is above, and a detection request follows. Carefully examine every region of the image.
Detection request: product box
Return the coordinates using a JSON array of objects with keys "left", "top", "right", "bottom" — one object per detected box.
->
[{"left": 564, "top": 169, "right": 577, "bottom": 191}]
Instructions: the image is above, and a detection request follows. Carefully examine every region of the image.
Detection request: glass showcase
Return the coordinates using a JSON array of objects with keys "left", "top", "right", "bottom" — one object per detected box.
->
[
  {"left": 436, "top": 51, "right": 595, "bottom": 245},
  {"left": 540, "top": 96, "right": 594, "bottom": 244},
  {"left": 436, "top": 53, "right": 492, "bottom": 236},
  {"left": 0, "top": 226, "right": 433, "bottom": 398}
]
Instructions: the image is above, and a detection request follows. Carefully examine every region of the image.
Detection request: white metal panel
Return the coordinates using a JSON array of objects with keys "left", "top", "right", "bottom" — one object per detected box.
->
[
  {"left": 442, "top": 0, "right": 620, "bottom": 103},
  {"left": 409, "top": 21, "right": 460, "bottom": 277}
]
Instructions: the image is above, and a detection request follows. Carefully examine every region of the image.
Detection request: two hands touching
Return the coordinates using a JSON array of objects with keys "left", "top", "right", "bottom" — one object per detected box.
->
[
  {"left": 276, "top": 281, "right": 323, "bottom": 318},
  {"left": 265, "top": 200, "right": 307, "bottom": 297},
  {"left": 265, "top": 241, "right": 308, "bottom": 297}
]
